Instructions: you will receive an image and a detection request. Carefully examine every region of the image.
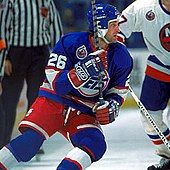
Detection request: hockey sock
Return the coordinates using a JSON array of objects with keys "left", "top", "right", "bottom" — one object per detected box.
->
[
  {"left": 0, "top": 129, "right": 45, "bottom": 169},
  {"left": 57, "top": 128, "right": 106, "bottom": 170},
  {"left": 71, "top": 128, "right": 106, "bottom": 162},
  {"left": 57, "top": 147, "right": 91, "bottom": 170},
  {"left": 140, "top": 110, "right": 170, "bottom": 158}
]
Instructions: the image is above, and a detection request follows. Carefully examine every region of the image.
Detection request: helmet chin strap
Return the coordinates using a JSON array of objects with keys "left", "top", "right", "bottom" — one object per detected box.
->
[
  {"left": 98, "top": 29, "right": 116, "bottom": 44},
  {"left": 98, "top": 29, "right": 112, "bottom": 44},
  {"left": 103, "top": 36, "right": 112, "bottom": 44}
]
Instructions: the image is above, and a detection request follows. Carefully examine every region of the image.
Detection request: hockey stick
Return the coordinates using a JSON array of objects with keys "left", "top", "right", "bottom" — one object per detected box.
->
[
  {"left": 91, "top": 0, "right": 105, "bottom": 104},
  {"left": 129, "top": 85, "right": 170, "bottom": 150}
]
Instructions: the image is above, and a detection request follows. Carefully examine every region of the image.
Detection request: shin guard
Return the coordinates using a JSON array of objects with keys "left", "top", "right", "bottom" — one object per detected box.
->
[{"left": 0, "top": 128, "right": 45, "bottom": 170}]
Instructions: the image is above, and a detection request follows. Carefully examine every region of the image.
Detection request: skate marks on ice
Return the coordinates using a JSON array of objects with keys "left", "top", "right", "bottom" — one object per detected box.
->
[
  {"left": 12, "top": 139, "right": 72, "bottom": 170},
  {"left": 88, "top": 108, "right": 162, "bottom": 170},
  {"left": 12, "top": 109, "right": 162, "bottom": 170}
]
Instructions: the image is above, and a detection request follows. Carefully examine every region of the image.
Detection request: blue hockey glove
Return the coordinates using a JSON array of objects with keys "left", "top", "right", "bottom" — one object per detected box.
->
[
  {"left": 93, "top": 100, "right": 119, "bottom": 125},
  {"left": 75, "top": 49, "right": 106, "bottom": 80},
  {"left": 68, "top": 49, "right": 107, "bottom": 88}
]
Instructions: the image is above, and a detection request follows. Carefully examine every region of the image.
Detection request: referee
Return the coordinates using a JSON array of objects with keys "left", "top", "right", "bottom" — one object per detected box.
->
[
  {"left": 0, "top": 0, "right": 63, "bottom": 148},
  {"left": 0, "top": 0, "right": 9, "bottom": 150}
]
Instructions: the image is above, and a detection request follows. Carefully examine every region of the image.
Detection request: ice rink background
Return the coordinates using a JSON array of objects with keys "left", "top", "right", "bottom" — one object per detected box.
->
[{"left": 11, "top": 107, "right": 170, "bottom": 170}]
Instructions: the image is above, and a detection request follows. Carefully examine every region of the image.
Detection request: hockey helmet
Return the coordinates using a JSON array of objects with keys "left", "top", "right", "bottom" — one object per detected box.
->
[{"left": 87, "top": 3, "right": 120, "bottom": 39}]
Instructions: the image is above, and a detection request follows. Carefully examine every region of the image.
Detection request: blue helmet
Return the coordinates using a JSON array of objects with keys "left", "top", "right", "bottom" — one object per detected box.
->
[{"left": 87, "top": 3, "right": 120, "bottom": 32}]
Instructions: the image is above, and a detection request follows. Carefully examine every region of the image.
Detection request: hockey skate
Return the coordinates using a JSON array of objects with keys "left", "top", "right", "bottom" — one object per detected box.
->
[{"left": 147, "top": 158, "right": 170, "bottom": 170}]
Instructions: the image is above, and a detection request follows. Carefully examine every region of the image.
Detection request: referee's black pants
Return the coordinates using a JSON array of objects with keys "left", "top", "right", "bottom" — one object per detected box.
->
[{"left": 0, "top": 46, "right": 49, "bottom": 147}]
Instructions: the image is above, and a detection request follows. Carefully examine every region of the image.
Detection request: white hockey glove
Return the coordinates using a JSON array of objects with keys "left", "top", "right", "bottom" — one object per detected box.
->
[
  {"left": 68, "top": 49, "right": 107, "bottom": 88},
  {"left": 93, "top": 100, "right": 119, "bottom": 125}
]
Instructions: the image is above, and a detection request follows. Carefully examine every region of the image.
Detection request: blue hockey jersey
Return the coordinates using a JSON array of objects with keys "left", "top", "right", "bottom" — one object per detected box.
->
[{"left": 39, "top": 32, "right": 133, "bottom": 114}]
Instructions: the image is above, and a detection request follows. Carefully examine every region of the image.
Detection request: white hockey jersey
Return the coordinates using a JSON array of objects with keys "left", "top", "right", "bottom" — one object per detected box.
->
[{"left": 119, "top": 0, "right": 170, "bottom": 82}]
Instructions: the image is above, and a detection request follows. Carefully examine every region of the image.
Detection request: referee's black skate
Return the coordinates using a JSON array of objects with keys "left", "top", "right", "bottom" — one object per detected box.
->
[{"left": 147, "top": 158, "right": 170, "bottom": 170}]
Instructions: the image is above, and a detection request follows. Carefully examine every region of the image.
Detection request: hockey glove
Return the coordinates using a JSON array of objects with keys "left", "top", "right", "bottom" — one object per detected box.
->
[
  {"left": 68, "top": 49, "right": 107, "bottom": 88},
  {"left": 93, "top": 100, "right": 119, "bottom": 125}
]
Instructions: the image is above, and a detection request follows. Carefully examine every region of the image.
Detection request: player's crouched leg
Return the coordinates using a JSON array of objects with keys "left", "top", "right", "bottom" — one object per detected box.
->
[
  {"left": 0, "top": 129, "right": 45, "bottom": 169},
  {"left": 57, "top": 128, "right": 106, "bottom": 170}
]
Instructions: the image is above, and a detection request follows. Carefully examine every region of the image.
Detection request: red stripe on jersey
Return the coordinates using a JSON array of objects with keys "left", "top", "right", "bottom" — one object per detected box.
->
[
  {"left": 45, "top": 66, "right": 61, "bottom": 71},
  {"left": 65, "top": 157, "right": 82, "bottom": 170},
  {"left": 64, "top": 94, "right": 95, "bottom": 108},
  {"left": 145, "top": 65, "right": 170, "bottom": 82},
  {"left": 68, "top": 69, "right": 84, "bottom": 88},
  {"left": 114, "top": 86, "right": 129, "bottom": 90},
  {"left": 0, "top": 163, "right": 7, "bottom": 170},
  {"left": 39, "top": 86, "right": 56, "bottom": 94}
]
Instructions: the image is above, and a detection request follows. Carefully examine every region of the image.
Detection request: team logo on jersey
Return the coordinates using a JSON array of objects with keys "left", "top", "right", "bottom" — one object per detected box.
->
[
  {"left": 78, "top": 71, "right": 110, "bottom": 97},
  {"left": 76, "top": 45, "right": 88, "bottom": 59},
  {"left": 40, "top": 7, "right": 49, "bottom": 18},
  {"left": 159, "top": 23, "right": 170, "bottom": 52},
  {"left": 146, "top": 10, "right": 155, "bottom": 21}
]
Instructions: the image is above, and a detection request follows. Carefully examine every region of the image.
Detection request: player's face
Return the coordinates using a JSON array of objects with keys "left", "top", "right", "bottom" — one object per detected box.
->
[{"left": 105, "top": 20, "right": 120, "bottom": 43}]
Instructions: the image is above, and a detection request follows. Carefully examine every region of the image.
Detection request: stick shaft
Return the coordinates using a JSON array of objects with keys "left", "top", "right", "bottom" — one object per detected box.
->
[
  {"left": 129, "top": 86, "right": 170, "bottom": 150},
  {"left": 91, "top": 0, "right": 99, "bottom": 50},
  {"left": 91, "top": 0, "right": 105, "bottom": 104}
]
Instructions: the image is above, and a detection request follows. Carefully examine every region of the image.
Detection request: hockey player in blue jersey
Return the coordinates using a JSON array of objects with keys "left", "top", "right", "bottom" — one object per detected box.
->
[{"left": 0, "top": 3, "right": 133, "bottom": 170}]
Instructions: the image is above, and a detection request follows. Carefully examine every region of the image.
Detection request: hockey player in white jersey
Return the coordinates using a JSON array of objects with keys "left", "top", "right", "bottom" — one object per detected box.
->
[{"left": 119, "top": 0, "right": 170, "bottom": 169}]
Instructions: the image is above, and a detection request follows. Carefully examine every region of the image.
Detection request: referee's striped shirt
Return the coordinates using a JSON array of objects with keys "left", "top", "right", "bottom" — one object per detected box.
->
[{"left": 0, "top": 0, "right": 63, "bottom": 75}]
